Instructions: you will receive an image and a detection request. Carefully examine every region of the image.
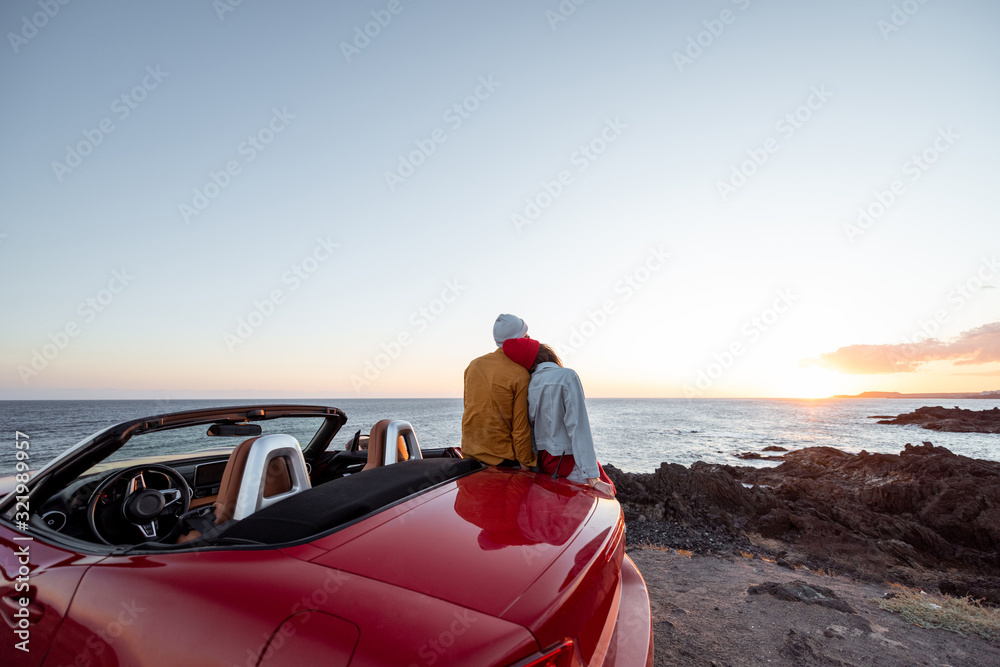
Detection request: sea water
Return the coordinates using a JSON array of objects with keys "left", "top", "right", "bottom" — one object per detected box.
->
[{"left": 0, "top": 398, "right": 997, "bottom": 477}]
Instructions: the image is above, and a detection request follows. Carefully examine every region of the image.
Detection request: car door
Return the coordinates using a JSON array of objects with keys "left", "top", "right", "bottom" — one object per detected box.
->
[
  {"left": 0, "top": 524, "right": 102, "bottom": 667},
  {"left": 38, "top": 548, "right": 315, "bottom": 667}
]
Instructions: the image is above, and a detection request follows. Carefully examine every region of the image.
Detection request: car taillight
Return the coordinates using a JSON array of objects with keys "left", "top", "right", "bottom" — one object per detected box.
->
[{"left": 509, "top": 639, "right": 582, "bottom": 667}]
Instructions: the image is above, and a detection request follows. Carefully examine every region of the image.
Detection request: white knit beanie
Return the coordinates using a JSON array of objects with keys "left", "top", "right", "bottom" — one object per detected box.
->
[{"left": 493, "top": 314, "right": 528, "bottom": 347}]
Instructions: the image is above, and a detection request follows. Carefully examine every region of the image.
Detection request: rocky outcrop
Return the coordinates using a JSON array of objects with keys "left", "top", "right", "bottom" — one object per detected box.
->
[
  {"left": 606, "top": 460, "right": 776, "bottom": 534},
  {"left": 735, "top": 451, "right": 785, "bottom": 461},
  {"left": 876, "top": 405, "right": 1000, "bottom": 433},
  {"left": 608, "top": 443, "right": 1000, "bottom": 603},
  {"left": 748, "top": 580, "right": 856, "bottom": 614}
]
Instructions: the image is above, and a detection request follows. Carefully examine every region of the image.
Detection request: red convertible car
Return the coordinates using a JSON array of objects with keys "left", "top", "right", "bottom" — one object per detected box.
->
[{"left": 0, "top": 405, "right": 653, "bottom": 666}]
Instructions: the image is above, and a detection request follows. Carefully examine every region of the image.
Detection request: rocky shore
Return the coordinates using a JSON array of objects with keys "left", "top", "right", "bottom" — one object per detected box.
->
[
  {"left": 607, "top": 443, "right": 1000, "bottom": 605},
  {"left": 875, "top": 405, "right": 1000, "bottom": 433}
]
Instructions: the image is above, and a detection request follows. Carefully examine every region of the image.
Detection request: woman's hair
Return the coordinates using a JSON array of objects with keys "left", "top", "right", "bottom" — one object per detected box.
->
[{"left": 530, "top": 343, "right": 563, "bottom": 373}]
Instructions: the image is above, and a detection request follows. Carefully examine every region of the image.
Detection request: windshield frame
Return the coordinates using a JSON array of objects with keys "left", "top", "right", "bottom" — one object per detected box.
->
[{"left": 0, "top": 405, "right": 347, "bottom": 516}]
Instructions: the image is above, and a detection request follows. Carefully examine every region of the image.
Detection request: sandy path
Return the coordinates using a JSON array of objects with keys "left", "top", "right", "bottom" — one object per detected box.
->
[{"left": 631, "top": 547, "right": 1000, "bottom": 666}]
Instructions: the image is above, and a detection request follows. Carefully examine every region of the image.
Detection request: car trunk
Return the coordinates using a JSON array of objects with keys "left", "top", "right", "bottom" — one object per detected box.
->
[{"left": 306, "top": 468, "right": 626, "bottom": 664}]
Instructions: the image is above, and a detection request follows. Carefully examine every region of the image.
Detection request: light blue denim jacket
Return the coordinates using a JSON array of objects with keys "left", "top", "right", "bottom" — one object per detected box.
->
[{"left": 527, "top": 362, "right": 599, "bottom": 482}]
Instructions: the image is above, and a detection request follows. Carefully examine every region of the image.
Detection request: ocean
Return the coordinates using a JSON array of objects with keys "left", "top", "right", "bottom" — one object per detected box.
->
[{"left": 1, "top": 398, "right": 998, "bottom": 477}]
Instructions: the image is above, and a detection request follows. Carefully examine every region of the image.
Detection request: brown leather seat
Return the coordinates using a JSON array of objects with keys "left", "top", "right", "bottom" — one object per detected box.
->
[
  {"left": 362, "top": 420, "right": 410, "bottom": 471},
  {"left": 213, "top": 436, "right": 292, "bottom": 524},
  {"left": 177, "top": 435, "right": 300, "bottom": 543}
]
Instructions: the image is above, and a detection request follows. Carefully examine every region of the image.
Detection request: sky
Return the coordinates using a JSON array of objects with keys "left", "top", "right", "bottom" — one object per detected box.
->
[{"left": 1, "top": 0, "right": 998, "bottom": 400}]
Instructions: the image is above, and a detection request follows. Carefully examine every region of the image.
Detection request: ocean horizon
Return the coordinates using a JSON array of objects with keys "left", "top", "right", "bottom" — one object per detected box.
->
[{"left": 2, "top": 397, "right": 998, "bottom": 478}]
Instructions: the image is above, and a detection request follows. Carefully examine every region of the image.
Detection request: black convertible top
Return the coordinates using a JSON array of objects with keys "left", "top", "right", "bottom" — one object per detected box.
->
[{"left": 220, "top": 458, "right": 482, "bottom": 545}]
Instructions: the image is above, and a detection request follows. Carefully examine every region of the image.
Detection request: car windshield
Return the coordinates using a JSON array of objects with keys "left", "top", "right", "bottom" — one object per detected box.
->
[{"left": 83, "top": 417, "right": 327, "bottom": 475}]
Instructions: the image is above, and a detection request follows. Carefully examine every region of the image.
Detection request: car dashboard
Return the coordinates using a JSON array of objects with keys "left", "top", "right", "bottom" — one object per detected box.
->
[{"left": 35, "top": 452, "right": 232, "bottom": 541}]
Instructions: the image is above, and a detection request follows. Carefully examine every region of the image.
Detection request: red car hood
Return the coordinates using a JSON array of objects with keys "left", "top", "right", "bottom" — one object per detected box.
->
[{"left": 305, "top": 468, "right": 609, "bottom": 617}]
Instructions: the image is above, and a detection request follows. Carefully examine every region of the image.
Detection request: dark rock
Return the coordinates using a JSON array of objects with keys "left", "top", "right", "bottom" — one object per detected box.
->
[
  {"left": 847, "top": 614, "right": 872, "bottom": 634},
  {"left": 938, "top": 577, "right": 1000, "bottom": 604},
  {"left": 876, "top": 405, "right": 1000, "bottom": 433},
  {"left": 605, "top": 462, "right": 776, "bottom": 533},
  {"left": 609, "top": 444, "right": 1000, "bottom": 603},
  {"left": 735, "top": 451, "right": 784, "bottom": 461},
  {"left": 780, "top": 630, "right": 816, "bottom": 660},
  {"left": 762, "top": 445, "right": 789, "bottom": 452},
  {"left": 758, "top": 509, "right": 795, "bottom": 539},
  {"left": 748, "top": 580, "right": 856, "bottom": 613}
]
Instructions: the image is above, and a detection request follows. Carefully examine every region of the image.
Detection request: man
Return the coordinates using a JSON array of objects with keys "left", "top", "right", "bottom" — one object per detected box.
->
[{"left": 461, "top": 314, "right": 535, "bottom": 468}]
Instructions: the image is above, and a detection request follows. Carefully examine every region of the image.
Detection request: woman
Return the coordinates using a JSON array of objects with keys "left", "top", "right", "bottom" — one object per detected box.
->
[{"left": 502, "top": 337, "right": 616, "bottom": 497}]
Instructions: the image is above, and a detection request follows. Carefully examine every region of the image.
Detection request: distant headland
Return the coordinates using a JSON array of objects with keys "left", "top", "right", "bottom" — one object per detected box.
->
[{"left": 831, "top": 390, "right": 1000, "bottom": 399}]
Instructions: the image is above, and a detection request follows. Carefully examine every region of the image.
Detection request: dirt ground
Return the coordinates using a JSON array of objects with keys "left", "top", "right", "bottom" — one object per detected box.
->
[{"left": 631, "top": 547, "right": 1000, "bottom": 667}]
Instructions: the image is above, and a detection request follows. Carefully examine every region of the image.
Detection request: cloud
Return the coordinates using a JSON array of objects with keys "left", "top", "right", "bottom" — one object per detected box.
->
[{"left": 803, "top": 321, "right": 1000, "bottom": 374}]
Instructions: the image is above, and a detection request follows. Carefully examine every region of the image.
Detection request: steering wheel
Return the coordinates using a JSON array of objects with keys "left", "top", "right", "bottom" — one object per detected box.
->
[{"left": 87, "top": 464, "right": 191, "bottom": 545}]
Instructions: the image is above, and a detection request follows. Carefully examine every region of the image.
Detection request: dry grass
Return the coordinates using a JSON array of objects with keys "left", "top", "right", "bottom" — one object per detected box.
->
[{"left": 875, "top": 584, "right": 1000, "bottom": 641}]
